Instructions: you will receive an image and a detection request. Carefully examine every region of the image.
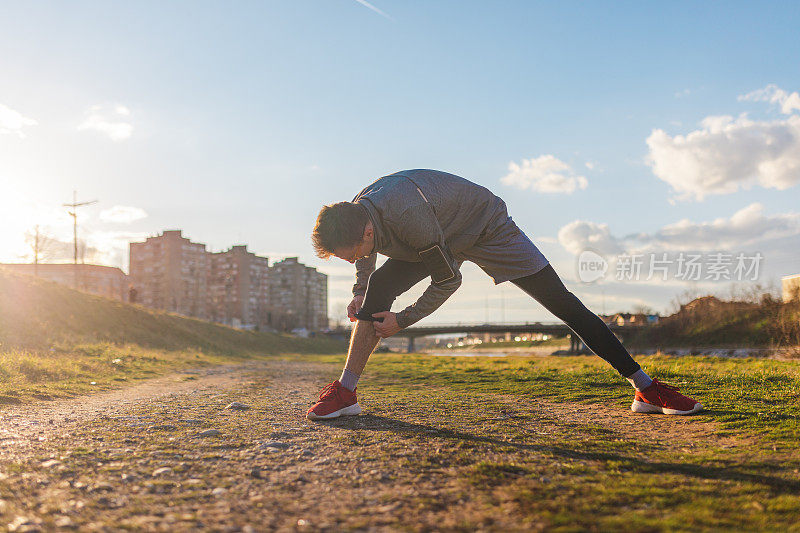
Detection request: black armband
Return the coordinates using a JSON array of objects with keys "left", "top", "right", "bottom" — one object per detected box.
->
[{"left": 419, "top": 245, "right": 456, "bottom": 284}]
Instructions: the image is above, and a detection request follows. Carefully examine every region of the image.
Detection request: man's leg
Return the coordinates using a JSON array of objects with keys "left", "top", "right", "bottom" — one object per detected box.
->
[
  {"left": 511, "top": 264, "right": 702, "bottom": 414},
  {"left": 341, "top": 258, "right": 429, "bottom": 390},
  {"left": 511, "top": 265, "right": 646, "bottom": 382},
  {"left": 339, "top": 319, "right": 381, "bottom": 389},
  {"left": 307, "top": 259, "right": 428, "bottom": 420}
]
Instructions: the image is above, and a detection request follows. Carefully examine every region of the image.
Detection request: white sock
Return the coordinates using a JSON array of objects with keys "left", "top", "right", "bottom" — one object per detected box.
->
[
  {"left": 339, "top": 369, "right": 359, "bottom": 392},
  {"left": 627, "top": 368, "right": 653, "bottom": 391}
]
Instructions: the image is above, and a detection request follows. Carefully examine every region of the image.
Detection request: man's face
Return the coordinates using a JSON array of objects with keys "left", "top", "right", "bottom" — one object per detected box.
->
[
  {"left": 333, "top": 224, "right": 373, "bottom": 264},
  {"left": 333, "top": 238, "right": 372, "bottom": 264}
]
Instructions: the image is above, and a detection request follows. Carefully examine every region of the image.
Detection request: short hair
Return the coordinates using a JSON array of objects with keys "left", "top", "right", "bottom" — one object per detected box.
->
[{"left": 312, "top": 202, "right": 369, "bottom": 259}]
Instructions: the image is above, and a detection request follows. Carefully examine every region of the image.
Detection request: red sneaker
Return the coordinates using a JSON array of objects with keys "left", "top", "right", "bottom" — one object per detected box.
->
[
  {"left": 631, "top": 379, "right": 703, "bottom": 415},
  {"left": 307, "top": 380, "right": 361, "bottom": 420}
]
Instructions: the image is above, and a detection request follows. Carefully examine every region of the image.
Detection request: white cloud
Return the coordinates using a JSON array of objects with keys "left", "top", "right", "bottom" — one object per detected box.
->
[
  {"left": 634, "top": 203, "right": 800, "bottom": 250},
  {"left": 558, "top": 220, "right": 625, "bottom": 256},
  {"left": 0, "top": 103, "right": 37, "bottom": 138},
  {"left": 99, "top": 205, "right": 148, "bottom": 224},
  {"left": 646, "top": 113, "right": 800, "bottom": 200},
  {"left": 501, "top": 155, "right": 588, "bottom": 194},
  {"left": 77, "top": 104, "right": 133, "bottom": 141},
  {"left": 739, "top": 84, "right": 800, "bottom": 115},
  {"left": 558, "top": 203, "right": 800, "bottom": 256},
  {"left": 85, "top": 230, "right": 148, "bottom": 268}
]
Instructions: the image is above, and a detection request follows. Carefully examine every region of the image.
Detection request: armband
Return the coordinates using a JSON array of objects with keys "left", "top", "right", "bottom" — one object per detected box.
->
[{"left": 419, "top": 245, "right": 456, "bottom": 284}]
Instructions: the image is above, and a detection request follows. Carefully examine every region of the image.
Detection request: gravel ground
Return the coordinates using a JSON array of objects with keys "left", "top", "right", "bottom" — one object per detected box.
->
[{"left": 0, "top": 359, "right": 780, "bottom": 532}]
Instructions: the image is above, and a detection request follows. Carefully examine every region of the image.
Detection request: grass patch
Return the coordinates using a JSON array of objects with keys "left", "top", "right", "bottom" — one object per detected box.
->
[
  {"left": 0, "top": 268, "right": 344, "bottom": 404},
  {"left": 291, "top": 352, "right": 800, "bottom": 445},
  {"left": 466, "top": 461, "right": 529, "bottom": 485},
  {"left": 0, "top": 342, "right": 340, "bottom": 403}
]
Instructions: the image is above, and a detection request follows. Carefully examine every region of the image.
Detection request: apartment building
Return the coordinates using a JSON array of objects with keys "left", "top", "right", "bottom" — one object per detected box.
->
[
  {"left": 208, "top": 245, "right": 270, "bottom": 328},
  {"left": 129, "top": 230, "right": 210, "bottom": 319},
  {"left": 268, "top": 257, "right": 328, "bottom": 332},
  {"left": 0, "top": 263, "right": 129, "bottom": 301},
  {"left": 129, "top": 231, "right": 327, "bottom": 331}
]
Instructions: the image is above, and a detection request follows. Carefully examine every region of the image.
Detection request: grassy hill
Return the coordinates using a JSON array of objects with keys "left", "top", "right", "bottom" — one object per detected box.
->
[
  {"left": 628, "top": 295, "right": 800, "bottom": 350},
  {"left": 0, "top": 267, "right": 344, "bottom": 401}
]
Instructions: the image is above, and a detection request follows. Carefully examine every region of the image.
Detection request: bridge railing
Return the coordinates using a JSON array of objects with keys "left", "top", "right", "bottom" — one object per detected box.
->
[{"left": 326, "top": 321, "right": 646, "bottom": 332}]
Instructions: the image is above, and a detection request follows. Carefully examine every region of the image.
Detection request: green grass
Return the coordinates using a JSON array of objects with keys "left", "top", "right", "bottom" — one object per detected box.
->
[
  {"left": 0, "top": 342, "right": 232, "bottom": 401},
  {"left": 345, "top": 353, "right": 800, "bottom": 530},
  {"left": 348, "top": 358, "right": 800, "bottom": 531},
  {"left": 301, "top": 352, "right": 800, "bottom": 445}
]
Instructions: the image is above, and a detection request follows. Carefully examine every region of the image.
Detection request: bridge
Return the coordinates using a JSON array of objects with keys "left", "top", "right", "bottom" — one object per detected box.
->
[{"left": 326, "top": 322, "right": 647, "bottom": 353}]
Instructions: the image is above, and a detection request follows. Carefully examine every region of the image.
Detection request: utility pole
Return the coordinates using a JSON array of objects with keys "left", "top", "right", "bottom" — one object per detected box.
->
[
  {"left": 63, "top": 191, "right": 97, "bottom": 287},
  {"left": 33, "top": 225, "right": 40, "bottom": 276}
]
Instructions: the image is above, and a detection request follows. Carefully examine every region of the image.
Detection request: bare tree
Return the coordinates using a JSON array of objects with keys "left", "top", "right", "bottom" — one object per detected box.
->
[
  {"left": 667, "top": 287, "right": 701, "bottom": 315},
  {"left": 770, "top": 298, "right": 800, "bottom": 357},
  {"left": 24, "top": 226, "right": 62, "bottom": 273}
]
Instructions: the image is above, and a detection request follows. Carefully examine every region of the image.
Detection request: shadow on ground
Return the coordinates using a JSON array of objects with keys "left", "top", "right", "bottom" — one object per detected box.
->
[{"left": 318, "top": 413, "right": 800, "bottom": 494}]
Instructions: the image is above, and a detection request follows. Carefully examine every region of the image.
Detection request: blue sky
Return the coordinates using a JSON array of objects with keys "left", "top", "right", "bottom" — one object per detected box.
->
[{"left": 2, "top": 1, "right": 799, "bottom": 324}]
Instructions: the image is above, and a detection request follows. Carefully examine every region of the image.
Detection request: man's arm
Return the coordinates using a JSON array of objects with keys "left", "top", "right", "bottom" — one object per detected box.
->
[
  {"left": 352, "top": 253, "right": 377, "bottom": 297},
  {"left": 392, "top": 203, "right": 462, "bottom": 329}
]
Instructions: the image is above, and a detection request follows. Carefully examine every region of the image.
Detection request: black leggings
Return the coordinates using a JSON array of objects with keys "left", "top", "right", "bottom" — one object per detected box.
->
[{"left": 357, "top": 259, "right": 641, "bottom": 378}]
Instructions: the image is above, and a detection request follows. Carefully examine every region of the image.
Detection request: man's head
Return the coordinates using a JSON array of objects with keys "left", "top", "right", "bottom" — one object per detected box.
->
[{"left": 312, "top": 202, "right": 374, "bottom": 263}]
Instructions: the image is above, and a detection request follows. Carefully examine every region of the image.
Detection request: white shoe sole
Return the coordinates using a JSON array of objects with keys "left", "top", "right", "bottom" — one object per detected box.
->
[
  {"left": 631, "top": 399, "right": 703, "bottom": 415},
  {"left": 307, "top": 403, "right": 362, "bottom": 420}
]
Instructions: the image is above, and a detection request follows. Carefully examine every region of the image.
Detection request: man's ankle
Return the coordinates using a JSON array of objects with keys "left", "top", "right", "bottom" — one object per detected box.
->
[
  {"left": 627, "top": 368, "right": 653, "bottom": 391},
  {"left": 339, "top": 368, "right": 360, "bottom": 392}
]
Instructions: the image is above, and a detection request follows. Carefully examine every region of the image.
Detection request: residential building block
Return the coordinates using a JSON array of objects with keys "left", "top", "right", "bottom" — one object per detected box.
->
[
  {"left": 129, "top": 230, "right": 210, "bottom": 319},
  {"left": 129, "top": 231, "right": 327, "bottom": 331},
  {"left": 208, "top": 245, "right": 270, "bottom": 328},
  {"left": 268, "top": 257, "right": 328, "bottom": 332}
]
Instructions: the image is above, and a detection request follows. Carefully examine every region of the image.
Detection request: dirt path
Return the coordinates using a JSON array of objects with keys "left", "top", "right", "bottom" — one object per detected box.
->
[
  {"left": 0, "top": 363, "right": 269, "bottom": 453},
  {"left": 0, "top": 359, "right": 792, "bottom": 532}
]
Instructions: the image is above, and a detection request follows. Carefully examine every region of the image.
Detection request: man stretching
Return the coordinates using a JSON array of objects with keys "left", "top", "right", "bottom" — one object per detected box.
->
[{"left": 308, "top": 169, "right": 702, "bottom": 419}]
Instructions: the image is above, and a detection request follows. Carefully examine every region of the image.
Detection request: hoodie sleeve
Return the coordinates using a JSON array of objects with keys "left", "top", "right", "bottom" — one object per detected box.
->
[
  {"left": 391, "top": 202, "right": 462, "bottom": 328},
  {"left": 352, "top": 253, "right": 377, "bottom": 297}
]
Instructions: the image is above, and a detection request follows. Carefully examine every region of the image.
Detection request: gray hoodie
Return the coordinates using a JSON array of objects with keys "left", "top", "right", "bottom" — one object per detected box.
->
[{"left": 352, "top": 169, "right": 548, "bottom": 328}]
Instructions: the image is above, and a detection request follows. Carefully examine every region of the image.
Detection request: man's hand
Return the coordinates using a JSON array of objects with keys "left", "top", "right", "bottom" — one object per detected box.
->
[
  {"left": 347, "top": 295, "right": 365, "bottom": 322},
  {"left": 372, "top": 311, "right": 401, "bottom": 338}
]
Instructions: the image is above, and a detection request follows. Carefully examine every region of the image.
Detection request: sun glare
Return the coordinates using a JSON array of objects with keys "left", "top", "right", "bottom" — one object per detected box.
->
[{"left": 0, "top": 183, "right": 72, "bottom": 264}]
